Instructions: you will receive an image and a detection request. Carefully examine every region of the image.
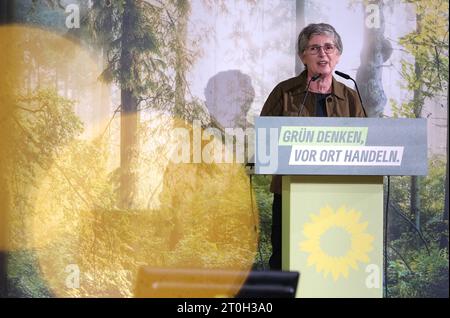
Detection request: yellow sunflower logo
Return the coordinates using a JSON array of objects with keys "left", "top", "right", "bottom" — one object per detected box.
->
[{"left": 299, "top": 206, "right": 374, "bottom": 281}]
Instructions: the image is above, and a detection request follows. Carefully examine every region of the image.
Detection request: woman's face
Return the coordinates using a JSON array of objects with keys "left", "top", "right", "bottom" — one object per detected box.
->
[{"left": 300, "top": 34, "right": 341, "bottom": 78}]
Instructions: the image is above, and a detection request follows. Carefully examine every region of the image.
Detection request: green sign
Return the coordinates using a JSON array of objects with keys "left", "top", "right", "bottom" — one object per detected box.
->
[{"left": 279, "top": 126, "right": 368, "bottom": 146}]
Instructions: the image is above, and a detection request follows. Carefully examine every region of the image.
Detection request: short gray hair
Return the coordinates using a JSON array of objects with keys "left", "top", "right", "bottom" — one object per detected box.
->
[{"left": 297, "top": 23, "right": 343, "bottom": 56}]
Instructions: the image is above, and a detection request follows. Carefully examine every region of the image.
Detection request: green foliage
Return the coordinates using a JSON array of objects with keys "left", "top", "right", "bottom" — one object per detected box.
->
[
  {"left": 420, "top": 157, "right": 447, "bottom": 242},
  {"left": 387, "top": 0, "right": 449, "bottom": 298},
  {"left": 7, "top": 89, "right": 83, "bottom": 176},
  {"left": 8, "top": 112, "right": 262, "bottom": 296},
  {"left": 390, "top": 98, "right": 418, "bottom": 118},
  {"left": 391, "top": 0, "right": 449, "bottom": 117},
  {"left": 399, "top": 0, "right": 449, "bottom": 95},
  {"left": 84, "top": 0, "right": 195, "bottom": 113},
  {"left": 388, "top": 248, "right": 449, "bottom": 298},
  {"left": 17, "top": 0, "right": 67, "bottom": 32},
  {"left": 5, "top": 89, "right": 84, "bottom": 297},
  {"left": 387, "top": 156, "right": 448, "bottom": 297},
  {"left": 388, "top": 157, "right": 447, "bottom": 241},
  {"left": 7, "top": 251, "right": 53, "bottom": 298},
  {"left": 251, "top": 175, "right": 273, "bottom": 270},
  {"left": 84, "top": 0, "right": 164, "bottom": 98},
  {"left": 157, "top": 123, "right": 258, "bottom": 272}
]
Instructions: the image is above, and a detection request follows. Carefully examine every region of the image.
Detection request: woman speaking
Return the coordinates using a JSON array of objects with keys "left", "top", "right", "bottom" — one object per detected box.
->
[{"left": 260, "top": 23, "right": 366, "bottom": 270}]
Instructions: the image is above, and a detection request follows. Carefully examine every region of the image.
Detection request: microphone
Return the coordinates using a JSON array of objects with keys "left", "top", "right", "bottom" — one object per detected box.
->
[
  {"left": 334, "top": 70, "right": 368, "bottom": 117},
  {"left": 297, "top": 73, "right": 321, "bottom": 116}
]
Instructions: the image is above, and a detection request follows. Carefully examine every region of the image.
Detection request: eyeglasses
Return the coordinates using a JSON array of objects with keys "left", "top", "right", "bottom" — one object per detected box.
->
[{"left": 305, "top": 44, "right": 336, "bottom": 55}]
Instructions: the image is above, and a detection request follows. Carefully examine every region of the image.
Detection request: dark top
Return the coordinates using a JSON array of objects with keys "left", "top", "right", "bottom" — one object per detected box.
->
[{"left": 313, "top": 92, "right": 331, "bottom": 117}]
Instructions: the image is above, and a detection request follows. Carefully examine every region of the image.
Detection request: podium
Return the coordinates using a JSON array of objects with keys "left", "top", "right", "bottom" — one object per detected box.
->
[{"left": 254, "top": 117, "right": 427, "bottom": 298}]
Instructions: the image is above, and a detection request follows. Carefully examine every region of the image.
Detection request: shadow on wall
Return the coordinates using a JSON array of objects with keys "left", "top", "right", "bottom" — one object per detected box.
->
[{"left": 204, "top": 70, "right": 255, "bottom": 129}]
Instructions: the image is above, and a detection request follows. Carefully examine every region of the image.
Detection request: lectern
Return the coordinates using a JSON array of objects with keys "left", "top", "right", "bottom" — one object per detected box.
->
[{"left": 254, "top": 117, "right": 427, "bottom": 298}]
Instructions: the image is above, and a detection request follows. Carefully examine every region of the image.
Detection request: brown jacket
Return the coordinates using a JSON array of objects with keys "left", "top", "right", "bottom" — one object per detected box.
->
[{"left": 260, "top": 70, "right": 366, "bottom": 194}]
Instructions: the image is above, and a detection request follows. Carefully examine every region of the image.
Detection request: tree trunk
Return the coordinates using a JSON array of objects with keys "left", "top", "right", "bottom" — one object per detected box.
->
[
  {"left": 295, "top": 0, "right": 306, "bottom": 76},
  {"left": 120, "top": 90, "right": 138, "bottom": 209},
  {"left": 98, "top": 48, "right": 111, "bottom": 134},
  {"left": 119, "top": 1, "right": 139, "bottom": 209},
  {"left": 356, "top": 0, "right": 392, "bottom": 117},
  {"left": 440, "top": 88, "right": 449, "bottom": 250},
  {"left": 174, "top": 0, "right": 189, "bottom": 118},
  {"left": 411, "top": 176, "right": 421, "bottom": 230},
  {"left": 440, "top": 152, "right": 449, "bottom": 250},
  {"left": 411, "top": 12, "right": 424, "bottom": 232}
]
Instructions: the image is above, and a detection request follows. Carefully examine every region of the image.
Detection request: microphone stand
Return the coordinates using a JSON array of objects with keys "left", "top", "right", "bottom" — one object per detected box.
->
[
  {"left": 297, "top": 73, "right": 321, "bottom": 116},
  {"left": 334, "top": 70, "right": 368, "bottom": 118}
]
